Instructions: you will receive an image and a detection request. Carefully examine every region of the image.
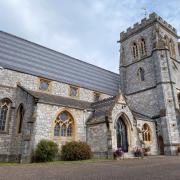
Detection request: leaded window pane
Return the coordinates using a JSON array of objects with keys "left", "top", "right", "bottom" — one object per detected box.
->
[
  {"left": 61, "top": 125, "right": 66, "bottom": 136},
  {"left": 54, "top": 124, "right": 60, "bottom": 136},
  {"left": 67, "top": 125, "right": 72, "bottom": 136},
  {"left": 0, "top": 105, "right": 8, "bottom": 131}
]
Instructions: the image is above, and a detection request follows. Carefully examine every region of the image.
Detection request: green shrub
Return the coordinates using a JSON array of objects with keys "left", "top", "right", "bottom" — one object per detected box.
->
[
  {"left": 34, "top": 139, "right": 58, "bottom": 162},
  {"left": 61, "top": 141, "right": 92, "bottom": 161}
]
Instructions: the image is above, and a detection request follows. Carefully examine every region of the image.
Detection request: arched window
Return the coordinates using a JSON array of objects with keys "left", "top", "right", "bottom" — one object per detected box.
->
[
  {"left": 0, "top": 99, "right": 11, "bottom": 131},
  {"left": 164, "top": 36, "right": 176, "bottom": 59},
  {"left": 169, "top": 39, "right": 176, "bottom": 58},
  {"left": 140, "top": 38, "right": 146, "bottom": 57},
  {"left": 164, "top": 35, "right": 169, "bottom": 47},
  {"left": 16, "top": 104, "right": 24, "bottom": 134},
  {"left": 132, "top": 42, "right": 139, "bottom": 59},
  {"left": 54, "top": 111, "right": 74, "bottom": 138},
  {"left": 137, "top": 67, "right": 145, "bottom": 81},
  {"left": 142, "top": 124, "right": 151, "bottom": 142}
]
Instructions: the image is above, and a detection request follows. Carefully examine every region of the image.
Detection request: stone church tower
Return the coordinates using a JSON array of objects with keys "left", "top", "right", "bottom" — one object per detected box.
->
[{"left": 119, "top": 13, "right": 180, "bottom": 155}]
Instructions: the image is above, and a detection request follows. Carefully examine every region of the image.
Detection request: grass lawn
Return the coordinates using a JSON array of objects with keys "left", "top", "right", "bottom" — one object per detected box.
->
[{"left": 0, "top": 158, "right": 112, "bottom": 167}]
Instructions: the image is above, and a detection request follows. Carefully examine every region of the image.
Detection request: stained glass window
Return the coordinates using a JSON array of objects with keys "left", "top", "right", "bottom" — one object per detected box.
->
[
  {"left": 54, "top": 111, "right": 74, "bottom": 138},
  {"left": 54, "top": 124, "right": 60, "bottom": 136},
  {"left": 67, "top": 124, "right": 72, "bottom": 136},
  {"left": 61, "top": 125, "right": 66, "bottom": 136}
]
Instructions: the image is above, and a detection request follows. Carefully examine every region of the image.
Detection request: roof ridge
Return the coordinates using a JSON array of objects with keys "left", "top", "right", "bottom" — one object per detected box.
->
[{"left": 91, "top": 96, "right": 116, "bottom": 106}]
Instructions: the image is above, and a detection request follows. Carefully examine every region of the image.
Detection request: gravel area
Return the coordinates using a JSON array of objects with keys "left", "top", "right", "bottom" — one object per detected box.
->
[{"left": 0, "top": 156, "right": 179, "bottom": 180}]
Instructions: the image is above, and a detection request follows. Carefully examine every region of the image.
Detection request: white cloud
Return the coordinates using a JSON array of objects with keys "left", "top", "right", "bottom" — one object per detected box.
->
[{"left": 0, "top": 0, "right": 179, "bottom": 73}]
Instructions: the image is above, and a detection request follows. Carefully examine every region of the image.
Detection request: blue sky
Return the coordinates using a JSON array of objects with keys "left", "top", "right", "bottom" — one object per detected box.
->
[{"left": 0, "top": 0, "right": 180, "bottom": 73}]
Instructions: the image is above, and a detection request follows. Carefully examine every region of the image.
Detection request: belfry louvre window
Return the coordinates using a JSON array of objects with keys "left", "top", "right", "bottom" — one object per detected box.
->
[
  {"left": 54, "top": 111, "right": 74, "bottom": 137},
  {"left": 132, "top": 42, "right": 139, "bottom": 59},
  {"left": 142, "top": 124, "right": 151, "bottom": 142},
  {"left": 140, "top": 38, "right": 146, "bottom": 57},
  {"left": 0, "top": 99, "right": 11, "bottom": 132},
  {"left": 69, "top": 86, "right": 79, "bottom": 98},
  {"left": 39, "top": 78, "right": 51, "bottom": 92}
]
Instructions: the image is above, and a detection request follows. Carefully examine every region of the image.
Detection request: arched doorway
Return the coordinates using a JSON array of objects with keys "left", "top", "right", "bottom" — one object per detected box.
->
[
  {"left": 158, "top": 136, "right": 164, "bottom": 155},
  {"left": 116, "top": 117, "right": 128, "bottom": 152}
]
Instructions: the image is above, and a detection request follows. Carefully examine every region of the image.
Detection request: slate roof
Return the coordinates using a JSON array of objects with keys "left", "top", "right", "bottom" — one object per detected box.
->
[
  {"left": 0, "top": 31, "right": 119, "bottom": 95},
  {"left": 87, "top": 96, "right": 116, "bottom": 124},
  {"left": 27, "top": 90, "right": 92, "bottom": 110},
  {"left": 131, "top": 110, "right": 154, "bottom": 121}
]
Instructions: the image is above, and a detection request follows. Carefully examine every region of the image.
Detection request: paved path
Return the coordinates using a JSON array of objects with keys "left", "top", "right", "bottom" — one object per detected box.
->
[{"left": 0, "top": 156, "right": 180, "bottom": 180}]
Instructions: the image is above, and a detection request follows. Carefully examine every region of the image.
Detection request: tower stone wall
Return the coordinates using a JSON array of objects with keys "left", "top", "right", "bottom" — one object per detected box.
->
[{"left": 119, "top": 13, "right": 180, "bottom": 155}]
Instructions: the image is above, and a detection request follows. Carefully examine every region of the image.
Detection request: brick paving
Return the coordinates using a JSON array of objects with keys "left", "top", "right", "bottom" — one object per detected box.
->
[{"left": 0, "top": 156, "right": 179, "bottom": 180}]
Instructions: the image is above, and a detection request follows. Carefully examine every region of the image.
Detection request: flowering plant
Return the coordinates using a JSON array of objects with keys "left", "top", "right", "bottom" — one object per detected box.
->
[{"left": 113, "top": 147, "right": 124, "bottom": 159}]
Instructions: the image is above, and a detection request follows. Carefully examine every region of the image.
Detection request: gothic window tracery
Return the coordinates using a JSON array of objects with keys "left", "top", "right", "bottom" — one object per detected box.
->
[
  {"left": 54, "top": 111, "right": 74, "bottom": 138},
  {"left": 142, "top": 124, "right": 151, "bottom": 142}
]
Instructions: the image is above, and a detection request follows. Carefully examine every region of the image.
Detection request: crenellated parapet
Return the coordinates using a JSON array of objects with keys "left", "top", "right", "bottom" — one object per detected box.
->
[{"left": 120, "top": 12, "right": 177, "bottom": 42}]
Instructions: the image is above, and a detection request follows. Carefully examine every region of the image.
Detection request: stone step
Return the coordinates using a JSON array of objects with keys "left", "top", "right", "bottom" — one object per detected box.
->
[{"left": 123, "top": 152, "right": 135, "bottom": 158}]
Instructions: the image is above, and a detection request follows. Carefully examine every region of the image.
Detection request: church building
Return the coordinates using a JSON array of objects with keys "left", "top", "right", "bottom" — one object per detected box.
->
[{"left": 0, "top": 13, "right": 180, "bottom": 162}]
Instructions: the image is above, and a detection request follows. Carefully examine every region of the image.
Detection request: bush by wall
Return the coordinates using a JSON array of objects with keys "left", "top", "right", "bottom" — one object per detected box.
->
[
  {"left": 61, "top": 141, "right": 92, "bottom": 161},
  {"left": 34, "top": 139, "right": 58, "bottom": 162}
]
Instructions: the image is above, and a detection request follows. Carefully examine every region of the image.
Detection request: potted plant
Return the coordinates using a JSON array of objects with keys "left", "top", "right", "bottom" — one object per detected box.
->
[{"left": 177, "top": 147, "right": 180, "bottom": 156}]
